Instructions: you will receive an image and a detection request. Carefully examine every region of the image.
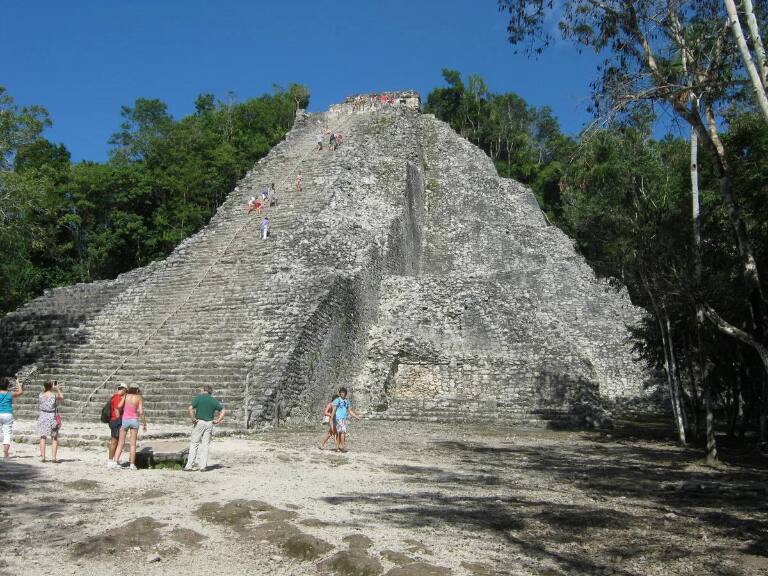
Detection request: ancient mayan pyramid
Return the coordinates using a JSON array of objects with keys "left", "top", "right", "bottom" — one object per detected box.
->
[{"left": 0, "top": 93, "right": 656, "bottom": 427}]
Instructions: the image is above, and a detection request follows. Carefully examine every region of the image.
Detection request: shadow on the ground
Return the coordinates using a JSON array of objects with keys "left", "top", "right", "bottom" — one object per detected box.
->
[
  {"left": 323, "top": 489, "right": 638, "bottom": 575},
  {"left": 387, "top": 464, "right": 502, "bottom": 486},
  {"left": 0, "top": 459, "right": 40, "bottom": 488},
  {"left": 438, "top": 438, "right": 766, "bottom": 540},
  {"left": 0, "top": 460, "right": 66, "bottom": 520},
  {"left": 325, "top": 491, "right": 525, "bottom": 532},
  {"left": 0, "top": 459, "right": 102, "bottom": 549},
  {"left": 322, "top": 424, "right": 768, "bottom": 575}
]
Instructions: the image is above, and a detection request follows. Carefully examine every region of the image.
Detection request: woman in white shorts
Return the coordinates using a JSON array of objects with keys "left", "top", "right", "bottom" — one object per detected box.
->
[{"left": 0, "top": 377, "right": 24, "bottom": 461}]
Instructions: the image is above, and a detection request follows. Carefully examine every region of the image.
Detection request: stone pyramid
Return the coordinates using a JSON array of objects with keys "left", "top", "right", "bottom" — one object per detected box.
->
[{"left": 0, "top": 94, "right": 655, "bottom": 427}]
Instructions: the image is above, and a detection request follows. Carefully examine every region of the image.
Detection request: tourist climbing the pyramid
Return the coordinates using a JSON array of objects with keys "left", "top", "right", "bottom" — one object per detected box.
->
[
  {"left": 329, "top": 131, "right": 337, "bottom": 151},
  {"left": 315, "top": 132, "right": 324, "bottom": 151},
  {"left": 246, "top": 195, "right": 263, "bottom": 216},
  {"left": 267, "top": 183, "right": 277, "bottom": 206},
  {"left": 260, "top": 216, "right": 270, "bottom": 240},
  {"left": 295, "top": 173, "right": 302, "bottom": 192}
]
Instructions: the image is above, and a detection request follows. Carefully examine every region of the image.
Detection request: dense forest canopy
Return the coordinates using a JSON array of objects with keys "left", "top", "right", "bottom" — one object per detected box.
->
[{"left": 0, "top": 84, "right": 309, "bottom": 313}]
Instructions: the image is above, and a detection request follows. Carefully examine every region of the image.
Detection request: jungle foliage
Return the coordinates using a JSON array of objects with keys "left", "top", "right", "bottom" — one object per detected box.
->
[
  {"left": 496, "top": 0, "right": 768, "bottom": 458},
  {"left": 0, "top": 84, "right": 309, "bottom": 313},
  {"left": 428, "top": 62, "right": 768, "bottom": 456}
]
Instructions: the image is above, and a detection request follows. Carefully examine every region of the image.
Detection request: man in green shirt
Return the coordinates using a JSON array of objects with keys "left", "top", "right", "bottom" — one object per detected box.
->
[{"left": 184, "top": 385, "right": 226, "bottom": 472}]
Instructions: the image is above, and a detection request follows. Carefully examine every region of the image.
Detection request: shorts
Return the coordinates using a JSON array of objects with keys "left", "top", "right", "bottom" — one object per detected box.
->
[
  {"left": 121, "top": 419, "right": 140, "bottom": 430},
  {"left": 0, "top": 413, "right": 13, "bottom": 445},
  {"left": 109, "top": 419, "right": 122, "bottom": 439},
  {"left": 335, "top": 419, "right": 348, "bottom": 434}
]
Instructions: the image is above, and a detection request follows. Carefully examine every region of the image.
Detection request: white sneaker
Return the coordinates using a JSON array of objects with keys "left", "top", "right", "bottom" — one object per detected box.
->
[
  {"left": 106, "top": 460, "right": 118, "bottom": 469},
  {"left": 128, "top": 464, "right": 137, "bottom": 471}
]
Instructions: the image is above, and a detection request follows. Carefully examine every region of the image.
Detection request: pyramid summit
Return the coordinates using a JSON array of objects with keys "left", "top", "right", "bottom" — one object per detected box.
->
[{"left": 0, "top": 93, "right": 656, "bottom": 428}]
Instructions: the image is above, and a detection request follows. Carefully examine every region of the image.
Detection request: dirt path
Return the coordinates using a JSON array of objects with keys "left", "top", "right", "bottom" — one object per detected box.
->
[{"left": 1, "top": 422, "right": 766, "bottom": 576}]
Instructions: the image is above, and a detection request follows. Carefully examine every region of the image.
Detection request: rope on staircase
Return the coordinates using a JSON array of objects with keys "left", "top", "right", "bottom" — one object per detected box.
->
[{"left": 78, "top": 110, "right": 355, "bottom": 415}]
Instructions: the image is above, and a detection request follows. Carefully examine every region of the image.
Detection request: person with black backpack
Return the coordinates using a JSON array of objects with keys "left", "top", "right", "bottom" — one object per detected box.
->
[{"left": 102, "top": 384, "right": 126, "bottom": 466}]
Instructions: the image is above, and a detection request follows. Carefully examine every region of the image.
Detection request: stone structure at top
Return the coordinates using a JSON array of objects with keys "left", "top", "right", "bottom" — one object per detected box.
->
[{"left": 0, "top": 91, "right": 656, "bottom": 427}]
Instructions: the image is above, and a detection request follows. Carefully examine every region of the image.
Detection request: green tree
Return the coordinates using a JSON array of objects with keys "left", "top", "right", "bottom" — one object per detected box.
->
[
  {"left": 425, "top": 70, "right": 574, "bottom": 218},
  {"left": 0, "top": 86, "right": 50, "bottom": 170},
  {"left": 0, "top": 83, "right": 310, "bottom": 314},
  {"left": 108, "top": 98, "right": 173, "bottom": 162}
]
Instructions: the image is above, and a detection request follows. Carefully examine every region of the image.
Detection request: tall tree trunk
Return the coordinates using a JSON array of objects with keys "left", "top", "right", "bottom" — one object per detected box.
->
[
  {"left": 737, "top": 380, "right": 746, "bottom": 439},
  {"left": 727, "top": 370, "right": 743, "bottom": 438},
  {"left": 703, "top": 305, "right": 768, "bottom": 444},
  {"left": 702, "top": 107, "right": 768, "bottom": 339},
  {"left": 685, "top": 333, "right": 702, "bottom": 439},
  {"left": 740, "top": 353, "right": 753, "bottom": 438},
  {"left": 664, "top": 306, "right": 689, "bottom": 442},
  {"left": 691, "top": 126, "right": 702, "bottom": 298},
  {"left": 639, "top": 5, "right": 768, "bottom": 344},
  {"left": 742, "top": 0, "right": 768, "bottom": 88},
  {"left": 691, "top": 125, "right": 718, "bottom": 461},
  {"left": 724, "top": 0, "right": 768, "bottom": 124},
  {"left": 642, "top": 274, "right": 687, "bottom": 443},
  {"left": 701, "top": 336, "right": 718, "bottom": 464}
]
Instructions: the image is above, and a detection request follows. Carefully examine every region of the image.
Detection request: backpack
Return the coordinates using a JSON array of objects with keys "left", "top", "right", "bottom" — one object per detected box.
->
[{"left": 100, "top": 399, "right": 112, "bottom": 423}]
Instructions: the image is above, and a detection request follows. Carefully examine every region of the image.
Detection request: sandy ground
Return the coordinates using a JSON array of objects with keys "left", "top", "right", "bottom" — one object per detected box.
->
[{"left": 1, "top": 421, "right": 767, "bottom": 576}]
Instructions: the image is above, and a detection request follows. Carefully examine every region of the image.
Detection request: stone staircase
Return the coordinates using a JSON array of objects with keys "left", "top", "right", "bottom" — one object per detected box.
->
[{"left": 9, "top": 109, "right": 372, "bottom": 425}]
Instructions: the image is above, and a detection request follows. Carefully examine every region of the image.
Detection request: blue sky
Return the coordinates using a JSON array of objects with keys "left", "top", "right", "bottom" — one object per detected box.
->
[{"left": 2, "top": 0, "right": 606, "bottom": 162}]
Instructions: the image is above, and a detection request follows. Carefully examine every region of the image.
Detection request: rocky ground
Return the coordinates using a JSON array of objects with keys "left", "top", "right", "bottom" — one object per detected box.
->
[{"left": 0, "top": 421, "right": 766, "bottom": 576}]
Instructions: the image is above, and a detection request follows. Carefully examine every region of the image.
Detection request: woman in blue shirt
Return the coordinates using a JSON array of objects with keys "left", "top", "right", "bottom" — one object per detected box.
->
[
  {"left": 330, "top": 387, "right": 362, "bottom": 452},
  {"left": 0, "top": 377, "right": 24, "bottom": 461}
]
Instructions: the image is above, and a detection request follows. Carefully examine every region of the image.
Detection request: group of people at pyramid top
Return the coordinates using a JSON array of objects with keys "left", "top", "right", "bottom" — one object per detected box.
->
[{"left": 350, "top": 93, "right": 399, "bottom": 112}]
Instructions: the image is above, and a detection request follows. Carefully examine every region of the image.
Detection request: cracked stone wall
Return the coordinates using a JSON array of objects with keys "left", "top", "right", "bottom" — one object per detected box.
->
[{"left": 354, "top": 113, "right": 656, "bottom": 426}]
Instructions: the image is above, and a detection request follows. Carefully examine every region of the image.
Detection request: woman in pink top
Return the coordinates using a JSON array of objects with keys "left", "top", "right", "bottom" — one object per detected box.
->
[{"left": 108, "top": 386, "right": 146, "bottom": 470}]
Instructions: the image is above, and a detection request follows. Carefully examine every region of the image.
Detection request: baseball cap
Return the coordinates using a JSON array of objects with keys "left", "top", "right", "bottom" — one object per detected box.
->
[{"left": 117, "top": 384, "right": 127, "bottom": 390}]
